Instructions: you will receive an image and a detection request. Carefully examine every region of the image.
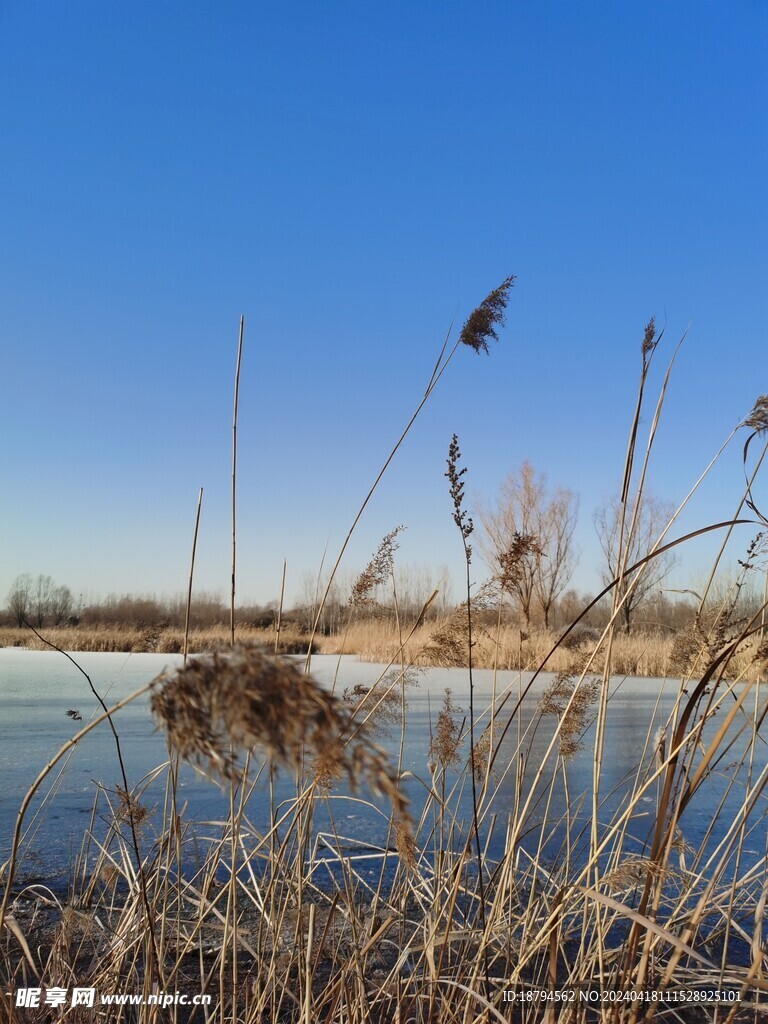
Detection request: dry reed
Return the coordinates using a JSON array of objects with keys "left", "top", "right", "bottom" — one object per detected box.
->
[{"left": 150, "top": 645, "right": 411, "bottom": 828}]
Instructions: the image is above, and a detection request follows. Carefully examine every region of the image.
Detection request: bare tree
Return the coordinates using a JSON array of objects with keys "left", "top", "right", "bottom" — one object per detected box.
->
[
  {"left": 534, "top": 486, "right": 579, "bottom": 628},
  {"left": 478, "top": 462, "right": 578, "bottom": 626},
  {"left": 594, "top": 492, "right": 677, "bottom": 632},
  {"left": 393, "top": 562, "right": 453, "bottom": 620},
  {"left": 298, "top": 570, "right": 346, "bottom": 634},
  {"left": 6, "top": 574, "right": 32, "bottom": 626},
  {"left": 435, "top": 563, "right": 454, "bottom": 617},
  {"left": 49, "top": 584, "right": 74, "bottom": 625},
  {"left": 32, "top": 574, "right": 55, "bottom": 627}
]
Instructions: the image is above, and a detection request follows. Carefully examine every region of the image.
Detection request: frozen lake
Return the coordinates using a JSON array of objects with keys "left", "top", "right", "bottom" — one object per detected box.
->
[{"left": 1, "top": 648, "right": 765, "bottom": 888}]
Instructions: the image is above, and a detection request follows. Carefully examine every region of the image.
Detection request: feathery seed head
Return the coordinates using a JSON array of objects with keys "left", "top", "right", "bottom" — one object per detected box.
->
[
  {"left": 670, "top": 606, "right": 743, "bottom": 677},
  {"left": 422, "top": 610, "right": 470, "bottom": 667},
  {"left": 459, "top": 276, "right": 515, "bottom": 355},
  {"left": 430, "top": 689, "right": 463, "bottom": 772},
  {"left": 470, "top": 728, "right": 491, "bottom": 783},
  {"left": 745, "top": 395, "right": 768, "bottom": 434},
  {"left": 446, "top": 434, "right": 473, "bottom": 559},
  {"left": 539, "top": 661, "right": 600, "bottom": 760},
  {"left": 602, "top": 857, "right": 670, "bottom": 892},
  {"left": 394, "top": 817, "right": 417, "bottom": 871},
  {"left": 497, "top": 532, "right": 540, "bottom": 593},
  {"left": 151, "top": 646, "right": 412, "bottom": 837},
  {"left": 114, "top": 785, "right": 149, "bottom": 830},
  {"left": 641, "top": 317, "right": 657, "bottom": 361},
  {"left": 350, "top": 526, "right": 404, "bottom": 606}
]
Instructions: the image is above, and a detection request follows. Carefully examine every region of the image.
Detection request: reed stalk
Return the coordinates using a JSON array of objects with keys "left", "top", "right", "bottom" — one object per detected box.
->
[
  {"left": 231, "top": 314, "right": 244, "bottom": 646},
  {"left": 184, "top": 486, "right": 203, "bottom": 664}
]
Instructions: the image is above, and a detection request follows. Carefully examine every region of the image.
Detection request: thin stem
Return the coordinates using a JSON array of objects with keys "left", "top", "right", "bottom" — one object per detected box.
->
[
  {"left": 231, "top": 314, "right": 244, "bottom": 646},
  {"left": 275, "top": 558, "right": 287, "bottom": 654},
  {"left": 303, "top": 327, "right": 463, "bottom": 671},
  {"left": 184, "top": 486, "right": 203, "bottom": 664}
]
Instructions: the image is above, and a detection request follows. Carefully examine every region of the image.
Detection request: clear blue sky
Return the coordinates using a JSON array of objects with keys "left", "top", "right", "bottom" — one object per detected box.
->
[{"left": 1, "top": 1, "right": 766, "bottom": 609}]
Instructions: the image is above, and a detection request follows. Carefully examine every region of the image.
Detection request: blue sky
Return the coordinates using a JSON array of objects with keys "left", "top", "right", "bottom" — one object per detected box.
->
[{"left": 1, "top": 1, "right": 766, "bottom": 609}]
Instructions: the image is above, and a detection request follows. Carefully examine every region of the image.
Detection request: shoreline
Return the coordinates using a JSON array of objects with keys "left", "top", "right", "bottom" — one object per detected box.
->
[
  {"left": 0, "top": 621, "right": 709, "bottom": 680},
  {"left": 2, "top": 621, "right": 762, "bottom": 681}
]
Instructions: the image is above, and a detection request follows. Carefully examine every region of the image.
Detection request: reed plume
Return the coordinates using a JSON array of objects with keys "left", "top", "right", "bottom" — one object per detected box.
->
[
  {"left": 496, "top": 531, "right": 540, "bottom": 593},
  {"left": 538, "top": 661, "right": 601, "bottom": 759},
  {"left": 151, "top": 646, "right": 411, "bottom": 827},
  {"left": 602, "top": 857, "right": 671, "bottom": 892},
  {"left": 641, "top": 316, "right": 658, "bottom": 361},
  {"left": 114, "top": 785, "right": 149, "bottom": 830},
  {"left": 670, "top": 612, "right": 731, "bottom": 676},
  {"left": 745, "top": 394, "right": 768, "bottom": 433},
  {"left": 349, "top": 526, "right": 404, "bottom": 606},
  {"left": 421, "top": 612, "right": 470, "bottom": 667},
  {"left": 469, "top": 727, "right": 491, "bottom": 783},
  {"left": 445, "top": 434, "right": 473, "bottom": 558},
  {"left": 429, "top": 689, "right": 462, "bottom": 773},
  {"left": 459, "top": 275, "right": 515, "bottom": 354}
]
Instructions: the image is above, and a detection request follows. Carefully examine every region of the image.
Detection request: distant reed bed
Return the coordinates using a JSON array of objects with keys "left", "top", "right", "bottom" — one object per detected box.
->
[
  {"left": 0, "top": 623, "right": 314, "bottom": 655},
  {"left": 3, "top": 618, "right": 759, "bottom": 681},
  {"left": 0, "top": 622, "right": 686, "bottom": 680},
  {"left": 316, "top": 619, "right": 764, "bottom": 680},
  {"left": 316, "top": 620, "right": 670, "bottom": 675}
]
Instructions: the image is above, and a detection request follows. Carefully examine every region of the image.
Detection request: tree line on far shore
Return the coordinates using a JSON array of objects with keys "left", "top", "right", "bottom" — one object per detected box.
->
[
  {"left": 5, "top": 574, "right": 75, "bottom": 628},
  {"left": 4, "top": 462, "right": 762, "bottom": 637}
]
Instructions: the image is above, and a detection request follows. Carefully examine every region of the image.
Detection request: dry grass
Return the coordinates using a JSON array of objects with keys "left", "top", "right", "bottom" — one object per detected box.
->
[
  {"left": 318, "top": 618, "right": 765, "bottom": 680},
  {"left": 315, "top": 618, "right": 673, "bottom": 674},
  {"left": 0, "top": 623, "right": 313, "bottom": 655},
  {"left": 150, "top": 646, "right": 411, "bottom": 830},
  {"left": 3, "top": 621, "right": 767, "bottom": 1022},
  {"left": 0, "top": 620, "right": 717, "bottom": 679}
]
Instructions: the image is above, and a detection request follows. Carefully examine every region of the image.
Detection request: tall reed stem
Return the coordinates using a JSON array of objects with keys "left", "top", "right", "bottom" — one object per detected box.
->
[
  {"left": 275, "top": 558, "right": 287, "bottom": 654},
  {"left": 184, "top": 486, "right": 203, "bottom": 664},
  {"left": 231, "top": 315, "right": 244, "bottom": 646}
]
